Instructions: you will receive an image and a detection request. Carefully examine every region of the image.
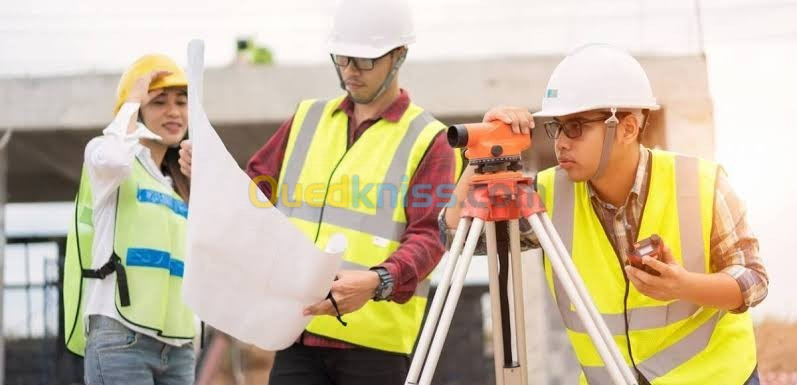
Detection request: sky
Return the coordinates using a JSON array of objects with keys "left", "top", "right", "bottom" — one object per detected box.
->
[
  {"left": 3, "top": 0, "right": 797, "bottom": 336},
  {"left": 706, "top": 40, "right": 797, "bottom": 321},
  {"left": 3, "top": 0, "right": 795, "bottom": 77}
]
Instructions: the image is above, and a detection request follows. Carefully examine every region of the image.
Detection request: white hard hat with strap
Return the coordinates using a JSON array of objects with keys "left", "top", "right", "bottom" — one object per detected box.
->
[
  {"left": 327, "top": 0, "right": 415, "bottom": 104},
  {"left": 534, "top": 44, "right": 660, "bottom": 179}
]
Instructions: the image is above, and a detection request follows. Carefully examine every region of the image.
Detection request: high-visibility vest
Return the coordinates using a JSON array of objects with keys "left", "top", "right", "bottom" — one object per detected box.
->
[
  {"left": 273, "top": 96, "right": 462, "bottom": 354},
  {"left": 63, "top": 158, "right": 195, "bottom": 356},
  {"left": 536, "top": 150, "right": 756, "bottom": 384}
]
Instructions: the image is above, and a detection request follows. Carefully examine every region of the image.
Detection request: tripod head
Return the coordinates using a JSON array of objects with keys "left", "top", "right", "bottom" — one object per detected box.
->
[{"left": 447, "top": 121, "right": 532, "bottom": 174}]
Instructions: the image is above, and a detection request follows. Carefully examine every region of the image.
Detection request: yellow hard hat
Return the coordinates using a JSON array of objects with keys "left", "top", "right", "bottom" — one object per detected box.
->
[{"left": 114, "top": 54, "right": 188, "bottom": 114}]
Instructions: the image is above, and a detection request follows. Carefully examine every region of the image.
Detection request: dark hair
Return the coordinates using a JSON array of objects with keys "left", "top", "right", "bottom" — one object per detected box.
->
[
  {"left": 137, "top": 109, "right": 190, "bottom": 202},
  {"left": 616, "top": 110, "right": 649, "bottom": 142},
  {"left": 162, "top": 146, "right": 190, "bottom": 202}
]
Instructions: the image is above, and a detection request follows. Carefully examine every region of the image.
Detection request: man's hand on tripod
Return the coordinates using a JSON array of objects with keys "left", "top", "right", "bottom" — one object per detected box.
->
[{"left": 303, "top": 270, "right": 381, "bottom": 317}]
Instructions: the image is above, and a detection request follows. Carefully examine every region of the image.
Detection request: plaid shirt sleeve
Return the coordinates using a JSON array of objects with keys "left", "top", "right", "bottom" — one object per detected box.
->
[
  {"left": 245, "top": 116, "right": 294, "bottom": 199},
  {"left": 379, "top": 132, "right": 455, "bottom": 303},
  {"left": 710, "top": 169, "right": 769, "bottom": 313}
]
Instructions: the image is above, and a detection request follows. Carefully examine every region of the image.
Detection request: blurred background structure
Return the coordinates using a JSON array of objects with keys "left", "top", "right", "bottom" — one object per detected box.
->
[{"left": 2, "top": 0, "right": 796, "bottom": 384}]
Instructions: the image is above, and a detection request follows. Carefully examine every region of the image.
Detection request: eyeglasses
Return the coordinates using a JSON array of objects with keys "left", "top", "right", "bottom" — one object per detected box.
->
[
  {"left": 330, "top": 50, "right": 393, "bottom": 71},
  {"left": 543, "top": 113, "right": 614, "bottom": 139}
]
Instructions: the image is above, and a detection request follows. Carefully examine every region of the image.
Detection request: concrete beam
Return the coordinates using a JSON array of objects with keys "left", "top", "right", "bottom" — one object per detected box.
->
[
  {"left": 0, "top": 130, "right": 8, "bottom": 385},
  {"left": 0, "top": 56, "right": 713, "bottom": 137}
]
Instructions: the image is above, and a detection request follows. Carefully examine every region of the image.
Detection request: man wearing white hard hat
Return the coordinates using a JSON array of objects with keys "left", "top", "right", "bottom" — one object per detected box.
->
[
  {"left": 245, "top": 0, "right": 461, "bottom": 384},
  {"left": 443, "top": 44, "right": 767, "bottom": 384}
]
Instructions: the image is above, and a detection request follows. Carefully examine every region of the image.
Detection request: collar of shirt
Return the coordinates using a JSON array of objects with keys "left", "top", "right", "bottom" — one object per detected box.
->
[
  {"left": 135, "top": 144, "right": 174, "bottom": 188},
  {"left": 333, "top": 88, "right": 411, "bottom": 123},
  {"left": 588, "top": 145, "right": 650, "bottom": 211}
]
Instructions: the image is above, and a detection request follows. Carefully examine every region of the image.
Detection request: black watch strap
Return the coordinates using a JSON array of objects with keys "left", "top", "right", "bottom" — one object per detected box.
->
[{"left": 372, "top": 267, "right": 394, "bottom": 301}]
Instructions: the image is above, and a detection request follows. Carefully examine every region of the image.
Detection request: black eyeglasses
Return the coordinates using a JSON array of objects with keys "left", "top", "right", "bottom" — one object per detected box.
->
[
  {"left": 330, "top": 50, "right": 393, "bottom": 71},
  {"left": 543, "top": 113, "right": 614, "bottom": 139}
]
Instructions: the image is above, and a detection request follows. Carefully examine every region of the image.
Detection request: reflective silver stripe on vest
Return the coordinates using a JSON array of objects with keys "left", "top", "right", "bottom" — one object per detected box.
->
[
  {"left": 549, "top": 168, "right": 581, "bottom": 329},
  {"left": 339, "top": 260, "right": 430, "bottom": 298},
  {"left": 581, "top": 311, "right": 723, "bottom": 384},
  {"left": 637, "top": 311, "right": 722, "bottom": 380},
  {"left": 281, "top": 108, "right": 439, "bottom": 242},
  {"left": 550, "top": 168, "right": 575, "bottom": 254},
  {"left": 549, "top": 154, "right": 708, "bottom": 334},
  {"left": 675, "top": 155, "right": 706, "bottom": 274},
  {"left": 277, "top": 100, "right": 327, "bottom": 217},
  {"left": 582, "top": 362, "right": 624, "bottom": 385}
]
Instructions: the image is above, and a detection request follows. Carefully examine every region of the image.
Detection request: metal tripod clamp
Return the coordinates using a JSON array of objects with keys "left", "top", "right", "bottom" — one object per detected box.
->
[{"left": 461, "top": 171, "right": 544, "bottom": 221}]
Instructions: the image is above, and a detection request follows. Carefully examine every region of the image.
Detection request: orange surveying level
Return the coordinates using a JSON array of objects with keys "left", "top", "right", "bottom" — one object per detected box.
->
[{"left": 447, "top": 121, "right": 531, "bottom": 173}]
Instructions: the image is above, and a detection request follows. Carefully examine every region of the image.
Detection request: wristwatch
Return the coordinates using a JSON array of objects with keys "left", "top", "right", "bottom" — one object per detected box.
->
[{"left": 371, "top": 267, "right": 394, "bottom": 301}]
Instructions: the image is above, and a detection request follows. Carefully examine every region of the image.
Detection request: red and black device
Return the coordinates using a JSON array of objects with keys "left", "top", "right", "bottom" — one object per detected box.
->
[{"left": 628, "top": 234, "right": 664, "bottom": 276}]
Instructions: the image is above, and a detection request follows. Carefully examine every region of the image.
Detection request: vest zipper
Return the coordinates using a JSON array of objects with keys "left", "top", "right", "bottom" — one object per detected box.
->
[
  {"left": 621, "top": 206, "right": 642, "bottom": 381},
  {"left": 626, "top": 150, "right": 654, "bottom": 383}
]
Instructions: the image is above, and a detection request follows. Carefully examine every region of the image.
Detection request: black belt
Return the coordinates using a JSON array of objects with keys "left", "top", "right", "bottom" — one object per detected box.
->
[{"left": 82, "top": 253, "right": 130, "bottom": 307}]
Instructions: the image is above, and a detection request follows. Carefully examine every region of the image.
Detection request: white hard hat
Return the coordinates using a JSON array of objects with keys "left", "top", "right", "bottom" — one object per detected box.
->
[
  {"left": 327, "top": 0, "right": 416, "bottom": 59},
  {"left": 533, "top": 44, "right": 660, "bottom": 118}
]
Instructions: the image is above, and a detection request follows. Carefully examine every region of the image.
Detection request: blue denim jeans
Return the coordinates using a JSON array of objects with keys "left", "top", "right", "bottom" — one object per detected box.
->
[
  {"left": 637, "top": 365, "right": 759, "bottom": 385},
  {"left": 84, "top": 315, "right": 195, "bottom": 385},
  {"left": 745, "top": 366, "right": 760, "bottom": 385}
]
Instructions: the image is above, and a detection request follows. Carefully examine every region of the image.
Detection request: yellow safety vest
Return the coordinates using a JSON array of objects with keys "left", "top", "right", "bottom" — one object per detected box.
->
[
  {"left": 274, "top": 96, "right": 462, "bottom": 354},
  {"left": 63, "top": 158, "right": 195, "bottom": 356},
  {"left": 536, "top": 150, "right": 756, "bottom": 384}
]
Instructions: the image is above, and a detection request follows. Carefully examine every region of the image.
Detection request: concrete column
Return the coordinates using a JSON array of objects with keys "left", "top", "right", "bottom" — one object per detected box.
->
[
  {"left": 0, "top": 129, "right": 12, "bottom": 385},
  {"left": 662, "top": 100, "right": 716, "bottom": 159}
]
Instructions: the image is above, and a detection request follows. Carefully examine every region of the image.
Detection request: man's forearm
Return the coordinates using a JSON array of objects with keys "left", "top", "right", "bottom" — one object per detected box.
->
[
  {"left": 681, "top": 271, "right": 744, "bottom": 312},
  {"left": 445, "top": 165, "right": 476, "bottom": 229}
]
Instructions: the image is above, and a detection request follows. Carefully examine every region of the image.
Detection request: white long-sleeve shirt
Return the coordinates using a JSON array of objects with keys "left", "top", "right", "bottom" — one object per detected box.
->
[{"left": 83, "top": 102, "right": 191, "bottom": 346}]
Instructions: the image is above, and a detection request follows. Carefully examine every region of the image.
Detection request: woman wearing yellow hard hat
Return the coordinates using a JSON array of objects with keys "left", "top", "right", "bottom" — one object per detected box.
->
[{"left": 63, "top": 54, "right": 197, "bottom": 385}]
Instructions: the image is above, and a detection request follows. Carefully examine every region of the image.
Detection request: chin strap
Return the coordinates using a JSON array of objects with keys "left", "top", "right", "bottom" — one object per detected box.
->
[
  {"left": 593, "top": 107, "right": 619, "bottom": 180},
  {"left": 334, "top": 49, "right": 407, "bottom": 104}
]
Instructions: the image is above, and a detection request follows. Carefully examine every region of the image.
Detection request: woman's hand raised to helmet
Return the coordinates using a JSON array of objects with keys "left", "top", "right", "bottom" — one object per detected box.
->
[
  {"left": 482, "top": 106, "right": 534, "bottom": 135},
  {"left": 126, "top": 70, "right": 173, "bottom": 105}
]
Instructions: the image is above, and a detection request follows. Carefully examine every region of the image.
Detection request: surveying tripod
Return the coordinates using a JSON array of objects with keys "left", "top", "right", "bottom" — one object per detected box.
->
[{"left": 404, "top": 123, "right": 639, "bottom": 385}]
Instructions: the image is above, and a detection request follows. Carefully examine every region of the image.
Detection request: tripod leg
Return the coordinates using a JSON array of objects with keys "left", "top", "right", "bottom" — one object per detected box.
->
[
  {"left": 406, "top": 217, "right": 472, "bottom": 385},
  {"left": 486, "top": 220, "right": 529, "bottom": 385},
  {"left": 527, "top": 214, "right": 632, "bottom": 385},
  {"left": 485, "top": 221, "right": 507, "bottom": 385},
  {"left": 416, "top": 218, "right": 486, "bottom": 385},
  {"left": 508, "top": 219, "right": 529, "bottom": 385},
  {"left": 539, "top": 213, "right": 638, "bottom": 385}
]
